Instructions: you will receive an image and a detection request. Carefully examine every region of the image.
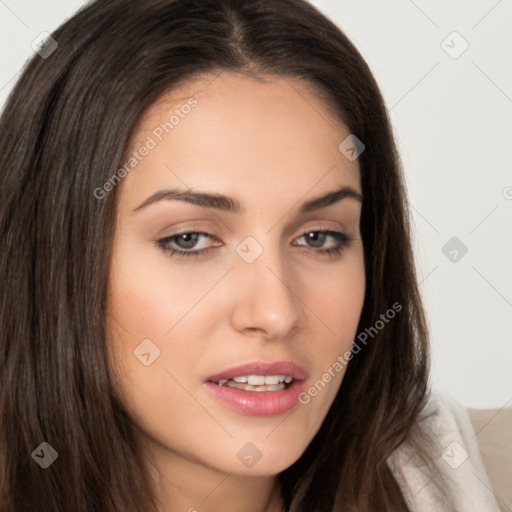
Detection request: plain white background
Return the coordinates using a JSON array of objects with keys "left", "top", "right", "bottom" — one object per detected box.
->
[{"left": 1, "top": 0, "right": 511, "bottom": 408}]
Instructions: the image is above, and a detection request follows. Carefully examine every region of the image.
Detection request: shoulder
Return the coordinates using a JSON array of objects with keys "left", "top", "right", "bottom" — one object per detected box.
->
[
  {"left": 467, "top": 405, "right": 512, "bottom": 512},
  {"left": 386, "top": 389, "right": 505, "bottom": 512}
]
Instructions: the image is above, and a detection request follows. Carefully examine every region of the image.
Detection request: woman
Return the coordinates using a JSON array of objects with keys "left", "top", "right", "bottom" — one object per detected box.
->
[{"left": 0, "top": 0, "right": 501, "bottom": 511}]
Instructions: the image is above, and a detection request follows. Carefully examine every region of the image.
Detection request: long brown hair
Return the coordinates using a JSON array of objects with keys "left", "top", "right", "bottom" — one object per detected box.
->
[{"left": 0, "top": 0, "right": 438, "bottom": 510}]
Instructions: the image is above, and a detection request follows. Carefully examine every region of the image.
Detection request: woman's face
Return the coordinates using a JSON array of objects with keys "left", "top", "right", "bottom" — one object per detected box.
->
[{"left": 107, "top": 72, "right": 365, "bottom": 479}]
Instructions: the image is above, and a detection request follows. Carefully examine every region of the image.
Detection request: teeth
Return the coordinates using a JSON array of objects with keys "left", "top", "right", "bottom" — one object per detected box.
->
[
  {"left": 261, "top": 375, "right": 280, "bottom": 385},
  {"left": 214, "top": 374, "right": 294, "bottom": 391},
  {"left": 247, "top": 375, "right": 265, "bottom": 386},
  {"left": 226, "top": 382, "right": 286, "bottom": 392},
  {"left": 254, "top": 384, "right": 284, "bottom": 392},
  {"left": 233, "top": 375, "right": 292, "bottom": 385}
]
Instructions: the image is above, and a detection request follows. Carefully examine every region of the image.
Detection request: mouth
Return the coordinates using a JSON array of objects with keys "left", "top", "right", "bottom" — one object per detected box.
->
[
  {"left": 204, "top": 361, "right": 307, "bottom": 416},
  {"left": 211, "top": 374, "right": 295, "bottom": 392}
]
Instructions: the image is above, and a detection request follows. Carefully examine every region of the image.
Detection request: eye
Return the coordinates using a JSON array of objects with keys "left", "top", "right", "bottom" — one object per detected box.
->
[
  {"left": 293, "top": 230, "right": 352, "bottom": 256},
  {"left": 156, "top": 229, "right": 353, "bottom": 259},
  {"left": 156, "top": 231, "right": 219, "bottom": 258}
]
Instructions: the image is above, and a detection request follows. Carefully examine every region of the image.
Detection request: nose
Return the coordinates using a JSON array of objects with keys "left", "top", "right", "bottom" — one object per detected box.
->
[{"left": 230, "top": 242, "right": 304, "bottom": 340}]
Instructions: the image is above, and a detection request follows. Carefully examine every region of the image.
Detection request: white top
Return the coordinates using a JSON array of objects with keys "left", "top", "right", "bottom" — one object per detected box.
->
[{"left": 387, "top": 389, "right": 502, "bottom": 511}]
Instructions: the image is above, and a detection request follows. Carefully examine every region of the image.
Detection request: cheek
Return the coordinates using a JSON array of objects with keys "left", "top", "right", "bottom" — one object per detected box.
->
[
  {"left": 106, "top": 262, "right": 206, "bottom": 441},
  {"left": 306, "top": 248, "right": 366, "bottom": 346},
  {"left": 300, "top": 250, "right": 365, "bottom": 403},
  {"left": 108, "top": 246, "right": 223, "bottom": 341},
  {"left": 105, "top": 248, "right": 205, "bottom": 399}
]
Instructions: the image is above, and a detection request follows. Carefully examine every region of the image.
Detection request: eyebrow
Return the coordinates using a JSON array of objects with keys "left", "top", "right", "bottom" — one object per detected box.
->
[{"left": 131, "top": 184, "right": 363, "bottom": 215}]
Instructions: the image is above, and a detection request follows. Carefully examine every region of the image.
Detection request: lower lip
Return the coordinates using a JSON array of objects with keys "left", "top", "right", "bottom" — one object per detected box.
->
[{"left": 204, "top": 380, "right": 305, "bottom": 416}]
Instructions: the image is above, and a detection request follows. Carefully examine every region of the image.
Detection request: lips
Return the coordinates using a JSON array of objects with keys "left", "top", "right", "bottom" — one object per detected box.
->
[
  {"left": 204, "top": 360, "right": 308, "bottom": 416},
  {"left": 205, "top": 360, "right": 308, "bottom": 383}
]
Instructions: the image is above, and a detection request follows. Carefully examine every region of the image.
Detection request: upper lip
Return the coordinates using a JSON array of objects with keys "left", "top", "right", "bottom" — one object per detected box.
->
[{"left": 206, "top": 361, "right": 308, "bottom": 383}]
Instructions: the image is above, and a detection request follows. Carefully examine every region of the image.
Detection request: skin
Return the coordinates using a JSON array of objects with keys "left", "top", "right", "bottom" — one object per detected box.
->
[{"left": 106, "top": 72, "right": 365, "bottom": 512}]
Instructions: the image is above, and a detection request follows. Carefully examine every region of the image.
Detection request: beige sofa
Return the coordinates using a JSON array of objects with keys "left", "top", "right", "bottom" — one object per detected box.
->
[{"left": 468, "top": 407, "right": 512, "bottom": 512}]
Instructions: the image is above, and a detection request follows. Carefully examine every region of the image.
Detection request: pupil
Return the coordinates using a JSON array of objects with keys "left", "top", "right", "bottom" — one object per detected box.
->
[
  {"left": 307, "top": 232, "right": 325, "bottom": 247},
  {"left": 176, "top": 233, "right": 199, "bottom": 249}
]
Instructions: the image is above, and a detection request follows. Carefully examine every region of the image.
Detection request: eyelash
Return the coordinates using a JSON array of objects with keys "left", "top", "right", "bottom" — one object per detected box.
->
[{"left": 155, "top": 230, "right": 353, "bottom": 259}]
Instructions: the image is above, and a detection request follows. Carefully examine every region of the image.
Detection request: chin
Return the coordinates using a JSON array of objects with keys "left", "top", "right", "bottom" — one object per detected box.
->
[{"left": 206, "top": 435, "right": 308, "bottom": 477}]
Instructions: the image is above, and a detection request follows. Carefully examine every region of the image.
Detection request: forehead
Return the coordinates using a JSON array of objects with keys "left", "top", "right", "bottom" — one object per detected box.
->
[
  {"left": 119, "top": 72, "right": 360, "bottom": 208},
  {"left": 136, "top": 71, "right": 347, "bottom": 147}
]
